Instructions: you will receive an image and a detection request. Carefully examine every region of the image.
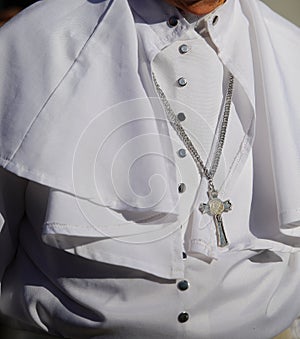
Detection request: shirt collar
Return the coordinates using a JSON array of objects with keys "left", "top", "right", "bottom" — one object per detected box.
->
[
  {"left": 128, "top": 0, "right": 229, "bottom": 45},
  {"left": 129, "top": 0, "right": 255, "bottom": 107}
]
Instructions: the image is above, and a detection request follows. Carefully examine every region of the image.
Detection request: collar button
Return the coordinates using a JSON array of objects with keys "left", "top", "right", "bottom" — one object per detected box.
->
[{"left": 168, "top": 16, "right": 179, "bottom": 27}]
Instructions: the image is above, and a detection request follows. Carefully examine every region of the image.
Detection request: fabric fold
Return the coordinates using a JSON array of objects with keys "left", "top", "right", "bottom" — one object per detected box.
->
[
  {"left": 0, "top": 0, "right": 299, "bottom": 265},
  {"left": 242, "top": 0, "right": 300, "bottom": 233},
  {"left": 0, "top": 0, "right": 179, "bottom": 217}
]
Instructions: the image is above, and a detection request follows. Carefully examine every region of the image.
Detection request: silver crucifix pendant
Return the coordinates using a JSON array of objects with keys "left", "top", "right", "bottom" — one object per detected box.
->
[{"left": 199, "top": 187, "right": 232, "bottom": 247}]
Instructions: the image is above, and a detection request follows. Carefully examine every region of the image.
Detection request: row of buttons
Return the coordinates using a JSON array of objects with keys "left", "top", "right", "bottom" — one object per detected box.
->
[
  {"left": 167, "top": 17, "right": 192, "bottom": 324},
  {"left": 177, "top": 48, "right": 188, "bottom": 194},
  {"left": 177, "top": 43, "right": 189, "bottom": 196},
  {"left": 177, "top": 279, "right": 190, "bottom": 323}
]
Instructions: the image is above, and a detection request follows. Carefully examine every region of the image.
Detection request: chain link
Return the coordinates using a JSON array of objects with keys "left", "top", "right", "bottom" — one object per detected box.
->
[{"left": 152, "top": 72, "right": 234, "bottom": 182}]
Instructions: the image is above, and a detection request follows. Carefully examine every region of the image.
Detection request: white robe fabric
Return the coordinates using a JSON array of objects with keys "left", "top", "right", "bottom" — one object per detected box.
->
[
  {"left": 0, "top": 1, "right": 300, "bottom": 337},
  {"left": 0, "top": 0, "right": 299, "bottom": 274}
]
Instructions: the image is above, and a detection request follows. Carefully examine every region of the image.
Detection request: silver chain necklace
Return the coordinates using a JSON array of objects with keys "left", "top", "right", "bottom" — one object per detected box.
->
[{"left": 152, "top": 72, "right": 234, "bottom": 247}]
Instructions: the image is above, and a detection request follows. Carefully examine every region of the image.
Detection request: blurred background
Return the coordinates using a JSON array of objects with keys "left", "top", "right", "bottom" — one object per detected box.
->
[
  {"left": 0, "top": 0, "right": 299, "bottom": 27},
  {"left": 262, "top": 0, "right": 300, "bottom": 26}
]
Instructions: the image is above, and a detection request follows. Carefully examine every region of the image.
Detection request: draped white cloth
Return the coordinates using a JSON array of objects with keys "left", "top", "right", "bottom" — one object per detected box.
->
[
  {"left": 0, "top": 1, "right": 300, "bottom": 338},
  {"left": 0, "top": 0, "right": 299, "bottom": 271}
]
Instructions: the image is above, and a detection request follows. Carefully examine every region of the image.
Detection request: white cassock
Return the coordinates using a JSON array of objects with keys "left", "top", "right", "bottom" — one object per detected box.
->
[{"left": 0, "top": 0, "right": 300, "bottom": 338}]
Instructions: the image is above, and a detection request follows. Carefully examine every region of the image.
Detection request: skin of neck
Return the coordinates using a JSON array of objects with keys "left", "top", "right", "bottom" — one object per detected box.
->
[{"left": 163, "top": 0, "right": 226, "bottom": 15}]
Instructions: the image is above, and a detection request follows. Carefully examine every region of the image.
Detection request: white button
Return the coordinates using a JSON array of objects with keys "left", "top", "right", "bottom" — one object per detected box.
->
[
  {"left": 179, "top": 44, "right": 189, "bottom": 54},
  {"left": 178, "top": 149, "right": 187, "bottom": 158},
  {"left": 178, "top": 77, "right": 187, "bottom": 87}
]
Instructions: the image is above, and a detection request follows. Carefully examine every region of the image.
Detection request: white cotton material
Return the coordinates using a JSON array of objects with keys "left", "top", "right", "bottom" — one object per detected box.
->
[
  {"left": 0, "top": 1, "right": 300, "bottom": 337},
  {"left": 0, "top": 0, "right": 299, "bottom": 266}
]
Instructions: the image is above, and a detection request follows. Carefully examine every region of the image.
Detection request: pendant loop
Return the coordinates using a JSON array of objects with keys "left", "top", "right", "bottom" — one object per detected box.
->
[{"left": 208, "top": 179, "right": 215, "bottom": 192}]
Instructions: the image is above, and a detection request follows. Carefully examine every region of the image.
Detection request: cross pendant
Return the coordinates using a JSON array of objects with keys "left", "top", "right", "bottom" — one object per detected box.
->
[{"left": 199, "top": 188, "right": 232, "bottom": 247}]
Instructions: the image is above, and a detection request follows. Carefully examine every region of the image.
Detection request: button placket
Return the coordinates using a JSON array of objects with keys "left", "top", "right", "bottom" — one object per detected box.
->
[{"left": 174, "top": 37, "right": 190, "bottom": 319}]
